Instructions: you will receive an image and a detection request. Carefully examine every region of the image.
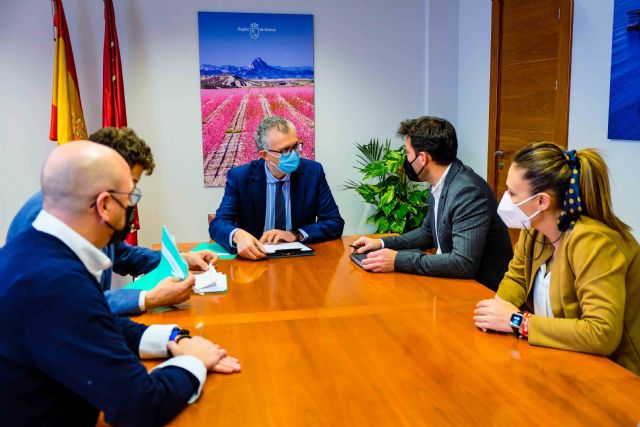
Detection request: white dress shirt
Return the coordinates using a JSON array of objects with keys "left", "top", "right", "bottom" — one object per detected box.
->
[
  {"left": 533, "top": 263, "right": 554, "bottom": 318},
  {"left": 430, "top": 164, "right": 452, "bottom": 254}
]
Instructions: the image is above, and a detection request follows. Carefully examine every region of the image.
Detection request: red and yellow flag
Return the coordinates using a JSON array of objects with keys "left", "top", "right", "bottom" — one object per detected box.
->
[{"left": 50, "top": 0, "right": 87, "bottom": 144}]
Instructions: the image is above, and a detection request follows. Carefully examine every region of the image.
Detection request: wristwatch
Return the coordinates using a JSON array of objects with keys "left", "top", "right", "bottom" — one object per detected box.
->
[
  {"left": 169, "top": 327, "right": 191, "bottom": 342},
  {"left": 509, "top": 312, "right": 524, "bottom": 336}
]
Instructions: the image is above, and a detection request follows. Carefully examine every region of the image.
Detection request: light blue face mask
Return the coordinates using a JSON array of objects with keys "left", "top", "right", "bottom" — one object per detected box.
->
[{"left": 269, "top": 150, "right": 300, "bottom": 174}]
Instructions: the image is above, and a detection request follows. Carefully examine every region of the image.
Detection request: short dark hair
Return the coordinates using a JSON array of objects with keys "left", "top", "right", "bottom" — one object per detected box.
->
[
  {"left": 88, "top": 127, "right": 155, "bottom": 175},
  {"left": 397, "top": 116, "right": 457, "bottom": 165}
]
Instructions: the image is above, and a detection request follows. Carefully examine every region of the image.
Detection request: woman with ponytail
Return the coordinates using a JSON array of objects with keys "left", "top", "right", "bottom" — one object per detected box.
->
[{"left": 473, "top": 142, "right": 640, "bottom": 375}]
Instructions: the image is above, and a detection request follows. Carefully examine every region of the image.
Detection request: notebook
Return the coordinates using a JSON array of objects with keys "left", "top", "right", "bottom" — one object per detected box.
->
[{"left": 262, "top": 242, "right": 315, "bottom": 258}]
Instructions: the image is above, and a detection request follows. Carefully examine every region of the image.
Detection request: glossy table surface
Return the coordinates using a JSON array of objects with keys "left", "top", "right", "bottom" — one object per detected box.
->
[{"left": 109, "top": 237, "right": 640, "bottom": 426}]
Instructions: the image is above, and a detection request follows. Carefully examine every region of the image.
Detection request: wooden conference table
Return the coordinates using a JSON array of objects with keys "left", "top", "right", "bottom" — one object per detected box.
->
[{"left": 103, "top": 237, "right": 640, "bottom": 426}]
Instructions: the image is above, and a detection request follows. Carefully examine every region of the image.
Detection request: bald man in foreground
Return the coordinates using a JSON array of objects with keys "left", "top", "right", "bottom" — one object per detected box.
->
[{"left": 0, "top": 142, "right": 240, "bottom": 426}]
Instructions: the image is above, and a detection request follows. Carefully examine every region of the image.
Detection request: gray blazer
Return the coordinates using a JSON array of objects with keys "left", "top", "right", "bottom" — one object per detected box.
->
[{"left": 382, "top": 159, "right": 513, "bottom": 290}]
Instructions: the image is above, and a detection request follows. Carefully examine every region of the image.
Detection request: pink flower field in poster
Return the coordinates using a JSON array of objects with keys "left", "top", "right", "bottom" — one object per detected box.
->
[
  {"left": 200, "top": 86, "right": 315, "bottom": 186},
  {"left": 198, "top": 12, "right": 314, "bottom": 187}
]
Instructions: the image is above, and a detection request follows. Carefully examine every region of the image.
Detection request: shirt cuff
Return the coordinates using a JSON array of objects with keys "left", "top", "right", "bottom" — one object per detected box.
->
[
  {"left": 229, "top": 228, "right": 239, "bottom": 248},
  {"left": 139, "top": 324, "right": 178, "bottom": 359},
  {"left": 138, "top": 290, "right": 146, "bottom": 311},
  {"left": 151, "top": 355, "right": 207, "bottom": 403},
  {"left": 379, "top": 238, "right": 385, "bottom": 249},
  {"left": 298, "top": 229, "right": 309, "bottom": 242}
]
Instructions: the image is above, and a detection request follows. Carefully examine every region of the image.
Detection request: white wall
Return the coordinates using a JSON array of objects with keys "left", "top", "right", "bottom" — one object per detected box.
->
[
  {"left": 568, "top": 0, "right": 640, "bottom": 238},
  {"left": 0, "top": 0, "right": 428, "bottom": 245},
  {"left": 456, "top": 0, "right": 640, "bottom": 239},
  {"left": 456, "top": 0, "right": 491, "bottom": 176},
  {"left": 427, "top": 0, "right": 459, "bottom": 125}
]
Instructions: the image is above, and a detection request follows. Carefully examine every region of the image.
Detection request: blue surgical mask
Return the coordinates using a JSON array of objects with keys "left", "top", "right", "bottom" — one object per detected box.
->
[{"left": 269, "top": 150, "right": 300, "bottom": 174}]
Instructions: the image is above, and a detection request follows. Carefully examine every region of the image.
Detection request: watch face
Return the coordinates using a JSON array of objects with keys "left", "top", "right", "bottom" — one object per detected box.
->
[{"left": 510, "top": 313, "right": 524, "bottom": 328}]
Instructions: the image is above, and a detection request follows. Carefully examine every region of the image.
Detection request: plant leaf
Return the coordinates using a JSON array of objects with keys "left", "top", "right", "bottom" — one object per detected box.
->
[
  {"left": 381, "top": 199, "right": 398, "bottom": 217},
  {"left": 393, "top": 203, "right": 410, "bottom": 219},
  {"left": 379, "top": 186, "right": 395, "bottom": 206},
  {"left": 374, "top": 216, "right": 390, "bottom": 233}
]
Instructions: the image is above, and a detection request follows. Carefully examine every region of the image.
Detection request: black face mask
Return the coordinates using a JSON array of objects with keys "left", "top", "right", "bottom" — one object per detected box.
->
[
  {"left": 404, "top": 152, "right": 425, "bottom": 182},
  {"left": 103, "top": 197, "right": 136, "bottom": 245}
]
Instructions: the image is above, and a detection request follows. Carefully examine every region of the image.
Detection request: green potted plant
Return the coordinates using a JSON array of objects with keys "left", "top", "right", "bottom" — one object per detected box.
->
[{"left": 342, "top": 138, "right": 429, "bottom": 233}]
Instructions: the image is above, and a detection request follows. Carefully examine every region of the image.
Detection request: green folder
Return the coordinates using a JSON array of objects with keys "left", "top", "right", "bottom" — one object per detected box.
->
[
  {"left": 190, "top": 242, "right": 237, "bottom": 259},
  {"left": 125, "top": 226, "right": 189, "bottom": 291},
  {"left": 125, "top": 240, "right": 235, "bottom": 292}
]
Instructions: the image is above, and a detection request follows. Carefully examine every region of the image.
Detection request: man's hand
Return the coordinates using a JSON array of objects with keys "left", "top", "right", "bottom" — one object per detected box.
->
[
  {"left": 360, "top": 249, "right": 397, "bottom": 273},
  {"left": 259, "top": 229, "right": 296, "bottom": 244},
  {"left": 212, "top": 355, "right": 242, "bottom": 373},
  {"left": 351, "top": 236, "right": 382, "bottom": 254},
  {"left": 167, "top": 336, "right": 241, "bottom": 373},
  {"left": 145, "top": 275, "right": 194, "bottom": 310},
  {"left": 233, "top": 229, "right": 267, "bottom": 260},
  {"left": 182, "top": 250, "right": 218, "bottom": 271},
  {"left": 473, "top": 295, "right": 520, "bottom": 333}
]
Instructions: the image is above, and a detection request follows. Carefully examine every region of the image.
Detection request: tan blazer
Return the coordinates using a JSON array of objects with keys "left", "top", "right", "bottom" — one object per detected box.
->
[{"left": 497, "top": 216, "right": 640, "bottom": 375}]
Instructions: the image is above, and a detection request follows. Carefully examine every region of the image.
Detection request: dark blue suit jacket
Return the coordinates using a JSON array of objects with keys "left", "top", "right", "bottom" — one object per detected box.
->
[
  {"left": 5, "top": 191, "right": 160, "bottom": 316},
  {"left": 0, "top": 229, "right": 197, "bottom": 426},
  {"left": 209, "top": 158, "right": 344, "bottom": 252}
]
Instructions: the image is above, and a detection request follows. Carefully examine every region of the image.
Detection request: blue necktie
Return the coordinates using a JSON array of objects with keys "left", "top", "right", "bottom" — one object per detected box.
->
[{"left": 275, "top": 181, "right": 286, "bottom": 230}]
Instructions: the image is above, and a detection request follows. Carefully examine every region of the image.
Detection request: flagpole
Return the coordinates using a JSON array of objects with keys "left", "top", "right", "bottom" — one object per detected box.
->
[{"left": 50, "top": 0, "right": 56, "bottom": 41}]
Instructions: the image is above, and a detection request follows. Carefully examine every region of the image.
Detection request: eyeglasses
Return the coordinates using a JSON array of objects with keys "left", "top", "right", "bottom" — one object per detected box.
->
[
  {"left": 268, "top": 141, "right": 304, "bottom": 156},
  {"left": 91, "top": 187, "right": 142, "bottom": 208},
  {"left": 108, "top": 188, "right": 142, "bottom": 207}
]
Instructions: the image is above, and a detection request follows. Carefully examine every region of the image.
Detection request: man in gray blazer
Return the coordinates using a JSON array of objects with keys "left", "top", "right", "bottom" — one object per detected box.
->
[{"left": 352, "top": 116, "right": 513, "bottom": 291}]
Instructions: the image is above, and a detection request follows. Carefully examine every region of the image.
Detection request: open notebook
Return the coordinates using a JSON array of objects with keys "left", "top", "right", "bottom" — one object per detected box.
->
[{"left": 262, "top": 242, "right": 315, "bottom": 258}]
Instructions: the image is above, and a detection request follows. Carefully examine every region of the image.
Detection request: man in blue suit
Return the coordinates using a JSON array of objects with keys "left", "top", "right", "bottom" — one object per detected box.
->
[{"left": 209, "top": 115, "right": 344, "bottom": 260}]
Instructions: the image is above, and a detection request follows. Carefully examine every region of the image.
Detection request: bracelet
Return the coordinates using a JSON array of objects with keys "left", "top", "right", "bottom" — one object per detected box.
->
[
  {"left": 169, "top": 327, "right": 190, "bottom": 342},
  {"left": 520, "top": 312, "right": 532, "bottom": 339},
  {"left": 175, "top": 334, "right": 192, "bottom": 344}
]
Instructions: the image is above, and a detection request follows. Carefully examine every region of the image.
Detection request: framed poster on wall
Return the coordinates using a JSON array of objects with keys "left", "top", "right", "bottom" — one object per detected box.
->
[
  {"left": 608, "top": 0, "right": 640, "bottom": 140},
  {"left": 198, "top": 12, "right": 315, "bottom": 187}
]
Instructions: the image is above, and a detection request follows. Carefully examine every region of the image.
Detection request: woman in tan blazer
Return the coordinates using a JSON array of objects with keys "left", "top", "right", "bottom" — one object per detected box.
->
[{"left": 473, "top": 142, "right": 640, "bottom": 375}]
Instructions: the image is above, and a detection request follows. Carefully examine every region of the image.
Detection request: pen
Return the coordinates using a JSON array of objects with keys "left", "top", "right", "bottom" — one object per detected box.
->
[{"left": 349, "top": 244, "right": 361, "bottom": 249}]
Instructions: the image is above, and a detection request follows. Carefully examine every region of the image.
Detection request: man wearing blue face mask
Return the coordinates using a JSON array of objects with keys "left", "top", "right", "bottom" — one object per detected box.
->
[{"left": 209, "top": 115, "right": 345, "bottom": 260}]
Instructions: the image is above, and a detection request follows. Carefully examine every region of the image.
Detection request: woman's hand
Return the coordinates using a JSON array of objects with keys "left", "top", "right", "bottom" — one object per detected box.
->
[{"left": 473, "top": 295, "right": 520, "bottom": 333}]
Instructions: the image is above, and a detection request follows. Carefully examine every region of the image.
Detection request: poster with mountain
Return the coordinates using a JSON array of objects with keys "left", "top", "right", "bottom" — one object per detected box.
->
[
  {"left": 609, "top": 0, "right": 640, "bottom": 140},
  {"left": 198, "top": 12, "right": 315, "bottom": 187}
]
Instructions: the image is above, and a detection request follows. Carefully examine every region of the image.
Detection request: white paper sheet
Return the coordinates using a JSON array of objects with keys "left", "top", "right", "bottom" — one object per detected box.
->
[
  {"left": 262, "top": 242, "right": 313, "bottom": 254},
  {"left": 193, "top": 264, "right": 228, "bottom": 294}
]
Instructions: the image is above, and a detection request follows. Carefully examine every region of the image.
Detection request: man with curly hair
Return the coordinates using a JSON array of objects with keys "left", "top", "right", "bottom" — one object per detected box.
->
[{"left": 6, "top": 127, "right": 215, "bottom": 315}]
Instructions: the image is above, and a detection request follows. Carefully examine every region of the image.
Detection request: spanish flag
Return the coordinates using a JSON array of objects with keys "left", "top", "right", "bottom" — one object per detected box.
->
[{"left": 50, "top": 0, "right": 87, "bottom": 144}]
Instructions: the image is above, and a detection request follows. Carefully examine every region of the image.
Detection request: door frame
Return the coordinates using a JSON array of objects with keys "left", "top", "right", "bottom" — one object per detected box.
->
[{"left": 487, "top": 0, "right": 574, "bottom": 193}]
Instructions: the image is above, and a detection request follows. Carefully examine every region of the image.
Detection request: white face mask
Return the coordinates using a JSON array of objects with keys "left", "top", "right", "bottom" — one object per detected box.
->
[{"left": 497, "top": 192, "right": 542, "bottom": 229}]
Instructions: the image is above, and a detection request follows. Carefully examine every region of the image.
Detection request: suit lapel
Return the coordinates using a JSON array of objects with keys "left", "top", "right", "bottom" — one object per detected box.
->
[
  {"left": 250, "top": 159, "right": 267, "bottom": 233},
  {"left": 290, "top": 161, "right": 305, "bottom": 227},
  {"left": 528, "top": 234, "right": 554, "bottom": 298}
]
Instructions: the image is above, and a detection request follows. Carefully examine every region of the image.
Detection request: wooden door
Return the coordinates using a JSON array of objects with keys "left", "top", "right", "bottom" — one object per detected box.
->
[{"left": 488, "top": 0, "right": 573, "bottom": 198}]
